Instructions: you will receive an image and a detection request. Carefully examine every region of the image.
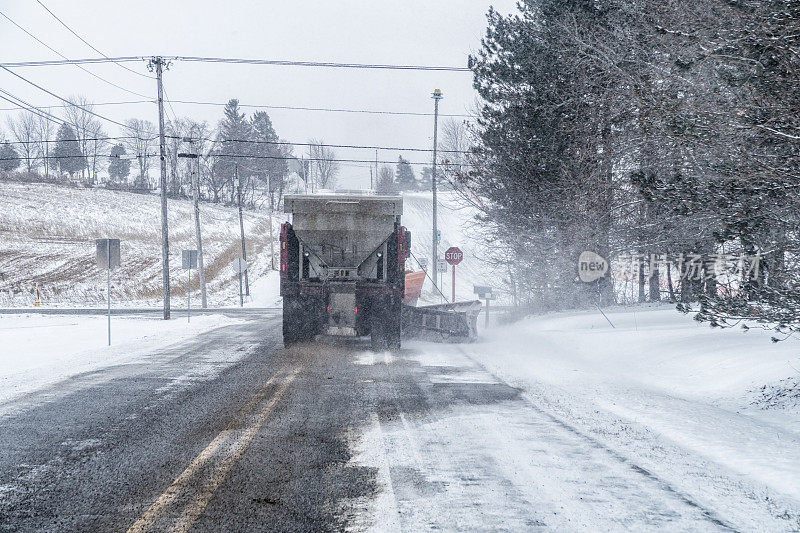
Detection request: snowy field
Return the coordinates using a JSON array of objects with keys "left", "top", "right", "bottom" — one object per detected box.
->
[
  {"left": 350, "top": 304, "right": 800, "bottom": 530},
  {"left": 0, "top": 181, "right": 281, "bottom": 308},
  {"left": 0, "top": 183, "right": 482, "bottom": 309},
  {"left": 0, "top": 313, "right": 241, "bottom": 407}
]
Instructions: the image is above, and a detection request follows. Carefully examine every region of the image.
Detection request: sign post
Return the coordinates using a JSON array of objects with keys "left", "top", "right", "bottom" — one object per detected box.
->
[
  {"left": 474, "top": 285, "right": 494, "bottom": 328},
  {"left": 182, "top": 250, "right": 198, "bottom": 323},
  {"left": 232, "top": 258, "right": 248, "bottom": 307},
  {"left": 96, "top": 239, "right": 121, "bottom": 345},
  {"left": 444, "top": 246, "right": 463, "bottom": 303}
]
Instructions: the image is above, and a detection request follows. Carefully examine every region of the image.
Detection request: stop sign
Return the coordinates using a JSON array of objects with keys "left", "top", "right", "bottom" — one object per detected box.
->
[{"left": 444, "top": 246, "right": 463, "bottom": 266}]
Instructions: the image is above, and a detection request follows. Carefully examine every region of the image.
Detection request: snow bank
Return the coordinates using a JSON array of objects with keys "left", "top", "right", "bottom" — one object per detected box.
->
[{"left": 0, "top": 313, "right": 240, "bottom": 405}]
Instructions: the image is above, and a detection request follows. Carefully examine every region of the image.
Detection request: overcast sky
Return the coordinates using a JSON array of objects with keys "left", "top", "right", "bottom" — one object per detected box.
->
[{"left": 0, "top": 0, "right": 519, "bottom": 188}]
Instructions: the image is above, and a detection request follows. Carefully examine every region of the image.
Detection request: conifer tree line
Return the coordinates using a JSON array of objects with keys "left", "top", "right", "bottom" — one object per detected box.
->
[{"left": 460, "top": 0, "right": 799, "bottom": 331}]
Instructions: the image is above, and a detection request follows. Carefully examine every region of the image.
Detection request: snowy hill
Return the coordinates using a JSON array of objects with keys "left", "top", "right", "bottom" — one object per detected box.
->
[
  {"left": 0, "top": 181, "right": 280, "bottom": 308},
  {"left": 0, "top": 185, "right": 498, "bottom": 309}
]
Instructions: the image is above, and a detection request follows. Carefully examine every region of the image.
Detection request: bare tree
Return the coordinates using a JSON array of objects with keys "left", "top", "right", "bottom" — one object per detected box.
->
[
  {"left": 308, "top": 139, "right": 339, "bottom": 190},
  {"left": 123, "top": 118, "right": 156, "bottom": 189},
  {"left": 35, "top": 114, "right": 55, "bottom": 179},
  {"left": 6, "top": 112, "right": 40, "bottom": 174},
  {"left": 63, "top": 96, "right": 99, "bottom": 183},
  {"left": 85, "top": 121, "right": 107, "bottom": 184},
  {"left": 440, "top": 118, "right": 472, "bottom": 188},
  {"left": 166, "top": 118, "right": 190, "bottom": 197}
]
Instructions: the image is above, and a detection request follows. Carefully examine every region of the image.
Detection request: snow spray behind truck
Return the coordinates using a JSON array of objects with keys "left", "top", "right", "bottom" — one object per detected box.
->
[{"left": 280, "top": 193, "right": 408, "bottom": 349}]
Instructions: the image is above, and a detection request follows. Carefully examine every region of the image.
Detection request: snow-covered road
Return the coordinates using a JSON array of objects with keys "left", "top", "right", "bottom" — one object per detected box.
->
[{"left": 349, "top": 306, "right": 800, "bottom": 531}]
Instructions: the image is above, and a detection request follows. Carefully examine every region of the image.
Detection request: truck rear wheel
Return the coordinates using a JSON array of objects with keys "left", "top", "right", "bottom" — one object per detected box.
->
[
  {"left": 283, "top": 296, "right": 300, "bottom": 346},
  {"left": 370, "top": 297, "right": 401, "bottom": 351},
  {"left": 283, "top": 296, "right": 323, "bottom": 346}
]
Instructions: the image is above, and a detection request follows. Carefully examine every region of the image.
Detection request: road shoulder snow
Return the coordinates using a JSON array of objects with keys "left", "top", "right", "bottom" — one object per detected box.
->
[{"left": 0, "top": 313, "right": 241, "bottom": 406}]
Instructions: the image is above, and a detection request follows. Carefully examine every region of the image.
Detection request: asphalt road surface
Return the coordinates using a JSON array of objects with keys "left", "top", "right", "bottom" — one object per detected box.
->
[{"left": 0, "top": 314, "right": 739, "bottom": 531}]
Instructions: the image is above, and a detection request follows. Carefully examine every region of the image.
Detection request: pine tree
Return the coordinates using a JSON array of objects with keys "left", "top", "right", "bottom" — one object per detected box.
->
[
  {"left": 216, "top": 99, "right": 254, "bottom": 202},
  {"left": 107, "top": 143, "right": 131, "bottom": 182},
  {"left": 376, "top": 166, "right": 397, "bottom": 194},
  {"left": 418, "top": 167, "right": 432, "bottom": 191},
  {"left": 52, "top": 124, "right": 85, "bottom": 177},
  {"left": 395, "top": 156, "right": 416, "bottom": 191},
  {"left": 251, "top": 111, "right": 288, "bottom": 208},
  {"left": 0, "top": 142, "right": 20, "bottom": 172}
]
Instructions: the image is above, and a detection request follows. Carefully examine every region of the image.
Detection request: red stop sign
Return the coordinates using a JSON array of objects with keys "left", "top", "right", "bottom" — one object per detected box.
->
[{"left": 444, "top": 246, "right": 463, "bottom": 265}]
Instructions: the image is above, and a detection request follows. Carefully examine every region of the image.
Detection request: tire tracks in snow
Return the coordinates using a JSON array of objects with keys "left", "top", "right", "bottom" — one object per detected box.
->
[{"left": 455, "top": 346, "right": 739, "bottom": 532}]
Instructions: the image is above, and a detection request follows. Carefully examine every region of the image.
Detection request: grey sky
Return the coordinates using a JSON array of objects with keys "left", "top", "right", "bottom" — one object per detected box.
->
[{"left": 0, "top": 0, "right": 518, "bottom": 187}]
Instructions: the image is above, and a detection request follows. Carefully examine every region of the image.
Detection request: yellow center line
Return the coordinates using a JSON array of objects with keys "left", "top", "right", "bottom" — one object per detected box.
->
[{"left": 126, "top": 366, "right": 301, "bottom": 533}]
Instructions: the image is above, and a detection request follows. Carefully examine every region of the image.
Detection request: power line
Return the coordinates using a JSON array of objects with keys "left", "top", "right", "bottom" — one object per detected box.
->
[
  {"left": 176, "top": 135, "right": 471, "bottom": 154},
  {"left": 161, "top": 86, "right": 181, "bottom": 126},
  {"left": 0, "top": 9, "right": 151, "bottom": 99},
  {"left": 173, "top": 56, "right": 471, "bottom": 71},
  {"left": 34, "top": 0, "right": 154, "bottom": 80},
  {"left": 2, "top": 135, "right": 152, "bottom": 145},
  {"left": 0, "top": 152, "right": 447, "bottom": 166},
  {"left": 0, "top": 99, "right": 153, "bottom": 111},
  {"left": 0, "top": 65, "right": 133, "bottom": 130},
  {"left": 0, "top": 57, "right": 144, "bottom": 67},
  {"left": 0, "top": 56, "right": 471, "bottom": 72},
  {"left": 0, "top": 98, "right": 473, "bottom": 118},
  {"left": 0, "top": 90, "right": 69, "bottom": 128},
  {"left": 2, "top": 132, "right": 470, "bottom": 160},
  {"left": 169, "top": 99, "right": 473, "bottom": 118}
]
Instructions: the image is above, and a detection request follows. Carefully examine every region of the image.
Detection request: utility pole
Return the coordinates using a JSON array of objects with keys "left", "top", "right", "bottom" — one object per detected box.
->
[
  {"left": 235, "top": 163, "right": 250, "bottom": 296},
  {"left": 267, "top": 173, "right": 275, "bottom": 270},
  {"left": 431, "top": 89, "right": 443, "bottom": 291},
  {"left": 179, "top": 138, "right": 207, "bottom": 308},
  {"left": 150, "top": 56, "right": 171, "bottom": 320}
]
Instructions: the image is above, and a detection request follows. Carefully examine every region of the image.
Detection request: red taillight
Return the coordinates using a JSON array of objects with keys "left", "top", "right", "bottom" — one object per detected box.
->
[
  {"left": 355, "top": 306, "right": 358, "bottom": 314},
  {"left": 326, "top": 305, "right": 330, "bottom": 313}
]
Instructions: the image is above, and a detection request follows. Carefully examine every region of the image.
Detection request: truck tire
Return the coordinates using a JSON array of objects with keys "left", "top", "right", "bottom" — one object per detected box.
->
[
  {"left": 284, "top": 295, "right": 325, "bottom": 346},
  {"left": 283, "top": 296, "right": 300, "bottom": 346},
  {"left": 386, "top": 298, "right": 402, "bottom": 350},
  {"left": 370, "top": 297, "right": 401, "bottom": 351},
  {"left": 370, "top": 311, "right": 387, "bottom": 351}
]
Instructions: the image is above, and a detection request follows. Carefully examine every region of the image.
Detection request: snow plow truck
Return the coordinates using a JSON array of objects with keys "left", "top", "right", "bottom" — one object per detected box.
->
[
  {"left": 280, "top": 192, "right": 482, "bottom": 349},
  {"left": 280, "top": 193, "right": 409, "bottom": 349}
]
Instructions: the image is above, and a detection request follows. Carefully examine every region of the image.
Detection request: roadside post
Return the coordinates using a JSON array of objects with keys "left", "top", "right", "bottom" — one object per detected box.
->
[
  {"left": 444, "top": 246, "right": 463, "bottom": 303},
  {"left": 232, "top": 258, "right": 248, "bottom": 307},
  {"left": 182, "top": 250, "right": 198, "bottom": 323},
  {"left": 436, "top": 259, "right": 447, "bottom": 301},
  {"left": 96, "top": 239, "right": 121, "bottom": 345},
  {"left": 474, "top": 285, "right": 494, "bottom": 327}
]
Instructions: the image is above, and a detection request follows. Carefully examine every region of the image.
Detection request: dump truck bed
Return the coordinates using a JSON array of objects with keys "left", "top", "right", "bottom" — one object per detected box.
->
[{"left": 284, "top": 194, "right": 403, "bottom": 270}]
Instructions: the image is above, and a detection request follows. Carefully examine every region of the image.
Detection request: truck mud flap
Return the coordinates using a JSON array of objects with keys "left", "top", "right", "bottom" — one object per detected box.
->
[{"left": 402, "top": 300, "right": 482, "bottom": 343}]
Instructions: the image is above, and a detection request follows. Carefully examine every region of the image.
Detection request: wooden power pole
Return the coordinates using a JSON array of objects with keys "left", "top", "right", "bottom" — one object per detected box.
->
[{"left": 150, "top": 56, "right": 171, "bottom": 320}]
